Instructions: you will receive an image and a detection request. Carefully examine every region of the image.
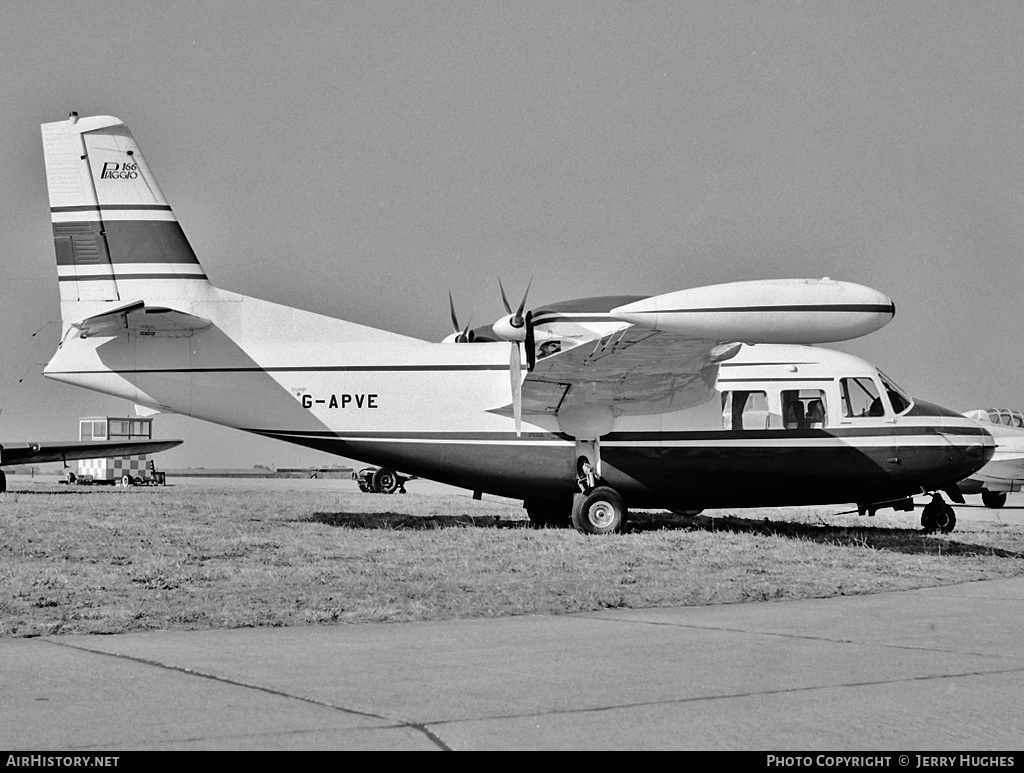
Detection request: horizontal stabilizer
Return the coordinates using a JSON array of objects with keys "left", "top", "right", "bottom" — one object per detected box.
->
[
  {"left": 75, "top": 301, "right": 211, "bottom": 338},
  {"left": 0, "top": 439, "right": 182, "bottom": 467}
]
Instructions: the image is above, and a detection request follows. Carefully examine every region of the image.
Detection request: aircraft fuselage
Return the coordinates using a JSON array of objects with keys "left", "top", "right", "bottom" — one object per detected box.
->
[{"left": 44, "top": 291, "right": 992, "bottom": 511}]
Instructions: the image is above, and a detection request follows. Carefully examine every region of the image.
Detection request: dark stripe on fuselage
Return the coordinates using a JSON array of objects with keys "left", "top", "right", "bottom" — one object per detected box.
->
[
  {"left": 51, "top": 364, "right": 510, "bottom": 374},
  {"left": 51, "top": 205, "right": 173, "bottom": 213},
  {"left": 632, "top": 304, "right": 895, "bottom": 314},
  {"left": 249, "top": 425, "right": 988, "bottom": 442},
  {"left": 53, "top": 219, "right": 199, "bottom": 265},
  {"left": 59, "top": 273, "right": 208, "bottom": 282}
]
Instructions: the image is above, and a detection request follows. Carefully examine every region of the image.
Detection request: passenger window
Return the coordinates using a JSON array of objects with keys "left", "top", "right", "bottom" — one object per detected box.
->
[
  {"left": 840, "top": 377, "right": 884, "bottom": 418},
  {"left": 782, "top": 389, "right": 827, "bottom": 430},
  {"left": 722, "top": 390, "right": 769, "bottom": 430}
]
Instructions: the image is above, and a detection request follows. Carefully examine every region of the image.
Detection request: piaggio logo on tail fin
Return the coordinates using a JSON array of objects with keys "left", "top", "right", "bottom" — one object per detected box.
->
[{"left": 100, "top": 162, "right": 138, "bottom": 180}]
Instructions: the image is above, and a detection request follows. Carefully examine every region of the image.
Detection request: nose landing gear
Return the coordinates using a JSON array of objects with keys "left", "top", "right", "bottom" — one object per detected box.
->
[{"left": 921, "top": 493, "right": 956, "bottom": 534}]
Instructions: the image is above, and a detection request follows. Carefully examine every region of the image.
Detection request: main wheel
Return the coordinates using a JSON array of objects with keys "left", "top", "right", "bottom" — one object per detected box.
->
[
  {"left": 571, "top": 486, "right": 628, "bottom": 535},
  {"left": 982, "top": 491, "right": 1007, "bottom": 509},
  {"left": 120, "top": 474, "right": 132, "bottom": 488},
  {"left": 372, "top": 468, "right": 400, "bottom": 495}
]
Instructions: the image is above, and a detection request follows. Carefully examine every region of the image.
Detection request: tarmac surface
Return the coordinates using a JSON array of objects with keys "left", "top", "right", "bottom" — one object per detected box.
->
[{"left": 3, "top": 576, "right": 1024, "bottom": 751}]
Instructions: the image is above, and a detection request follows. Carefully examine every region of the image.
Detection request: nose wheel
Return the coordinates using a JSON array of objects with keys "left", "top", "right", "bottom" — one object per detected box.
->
[{"left": 921, "top": 493, "right": 956, "bottom": 534}]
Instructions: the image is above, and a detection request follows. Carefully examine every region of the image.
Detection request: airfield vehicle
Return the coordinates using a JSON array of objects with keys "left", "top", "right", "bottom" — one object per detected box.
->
[
  {"left": 356, "top": 466, "right": 414, "bottom": 494},
  {"left": 62, "top": 416, "right": 169, "bottom": 487}
]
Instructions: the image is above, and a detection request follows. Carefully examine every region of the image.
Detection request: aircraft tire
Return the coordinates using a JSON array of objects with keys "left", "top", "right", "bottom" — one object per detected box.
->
[
  {"left": 935, "top": 505, "right": 956, "bottom": 534},
  {"left": 571, "top": 486, "right": 628, "bottom": 535},
  {"left": 982, "top": 491, "right": 1007, "bottom": 509},
  {"left": 372, "top": 468, "right": 400, "bottom": 495},
  {"left": 120, "top": 474, "right": 132, "bottom": 488},
  {"left": 922, "top": 499, "right": 956, "bottom": 534},
  {"left": 0, "top": 470, "right": 6, "bottom": 493}
]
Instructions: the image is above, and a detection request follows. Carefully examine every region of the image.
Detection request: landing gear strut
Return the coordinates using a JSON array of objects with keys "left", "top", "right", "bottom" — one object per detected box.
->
[{"left": 921, "top": 493, "right": 956, "bottom": 534}]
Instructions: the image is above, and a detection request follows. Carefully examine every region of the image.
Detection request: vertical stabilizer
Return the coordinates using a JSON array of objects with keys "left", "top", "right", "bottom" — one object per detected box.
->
[{"left": 41, "top": 113, "right": 213, "bottom": 324}]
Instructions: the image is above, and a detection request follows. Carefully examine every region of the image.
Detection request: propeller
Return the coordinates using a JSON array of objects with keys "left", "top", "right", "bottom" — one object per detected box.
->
[
  {"left": 494, "top": 279, "right": 535, "bottom": 436},
  {"left": 447, "top": 292, "right": 474, "bottom": 343},
  {"left": 499, "top": 277, "right": 532, "bottom": 332}
]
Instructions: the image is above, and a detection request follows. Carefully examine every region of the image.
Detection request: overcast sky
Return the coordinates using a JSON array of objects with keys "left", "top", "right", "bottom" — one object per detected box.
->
[{"left": 1, "top": 1, "right": 1022, "bottom": 469}]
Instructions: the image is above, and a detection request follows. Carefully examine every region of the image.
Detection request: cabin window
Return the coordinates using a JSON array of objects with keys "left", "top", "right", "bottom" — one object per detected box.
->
[
  {"left": 781, "top": 389, "right": 827, "bottom": 429},
  {"left": 722, "top": 390, "right": 769, "bottom": 430},
  {"left": 840, "top": 377, "right": 884, "bottom": 418}
]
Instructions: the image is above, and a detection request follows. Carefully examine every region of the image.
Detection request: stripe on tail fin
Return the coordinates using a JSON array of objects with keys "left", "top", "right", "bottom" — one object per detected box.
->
[{"left": 41, "top": 113, "right": 212, "bottom": 324}]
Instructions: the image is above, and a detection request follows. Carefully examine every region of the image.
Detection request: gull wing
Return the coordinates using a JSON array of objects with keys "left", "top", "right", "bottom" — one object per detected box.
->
[
  {"left": 522, "top": 326, "right": 739, "bottom": 417},
  {"left": 0, "top": 439, "right": 183, "bottom": 467}
]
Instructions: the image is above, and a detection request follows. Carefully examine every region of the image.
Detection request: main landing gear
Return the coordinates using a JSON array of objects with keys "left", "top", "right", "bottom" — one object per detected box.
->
[
  {"left": 569, "top": 452, "right": 628, "bottom": 535},
  {"left": 921, "top": 493, "right": 956, "bottom": 534},
  {"left": 524, "top": 452, "right": 630, "bottom": 534}
]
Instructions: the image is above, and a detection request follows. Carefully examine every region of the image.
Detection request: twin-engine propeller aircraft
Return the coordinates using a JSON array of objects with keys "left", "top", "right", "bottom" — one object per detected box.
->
[
  {"left": 0, "top": 438, "right": 182, "bottom": 492},
  {"left": 39, "top": 113, "right": 994, "bottom": 533},
  {"left": 958, "top": 409, "right": 1024, "bottom": 508}
]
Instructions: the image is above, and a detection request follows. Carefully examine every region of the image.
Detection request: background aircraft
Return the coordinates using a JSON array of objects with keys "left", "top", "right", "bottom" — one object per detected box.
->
[
  {"left": 36, "top": 113, "right": 993, "bottom": 533},
  {"left": 0, "top": 438, "right": 182, "bottom": 492},
  {"left": 959, "top": 409, "right": 1024, "bottom": 508}
]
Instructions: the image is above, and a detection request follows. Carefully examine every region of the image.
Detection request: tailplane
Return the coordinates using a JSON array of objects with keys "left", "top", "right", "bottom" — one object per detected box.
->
[{"left": 41, "top": 113, "right": 213, "bottom": 326}]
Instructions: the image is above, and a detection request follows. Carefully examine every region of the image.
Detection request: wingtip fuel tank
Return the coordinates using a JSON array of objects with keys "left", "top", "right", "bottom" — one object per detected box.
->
[{"left": 611, "top": 278, "right": 895, "bottom": 344}]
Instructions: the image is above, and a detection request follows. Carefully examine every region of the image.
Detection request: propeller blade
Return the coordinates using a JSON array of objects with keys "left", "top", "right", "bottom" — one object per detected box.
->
[
  {"left": 498, "top": 277, "right": 533, "bottom": 328},
  {"left": 510, "top": 342, "right": 522, "bottom": 437},
  {"left": 515, "top": 277, "right": 533, "bottom": 322},
  {"left": 499, "top": 279, "right": 513, "bottom": 315},
  {"left": 448, "top": 291, "right": 460, "bottom": 334},
  {"left": 524, "top": 310, "right": 535, "bottom": 372},
  {"left": 448, "top": 292, "right": 473, "bottom": 343}
]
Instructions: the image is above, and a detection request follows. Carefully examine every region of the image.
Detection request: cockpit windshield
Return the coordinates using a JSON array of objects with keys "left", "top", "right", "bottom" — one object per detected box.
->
[{"left": 878, "top": 370, "right": 912, "bottom": 414}]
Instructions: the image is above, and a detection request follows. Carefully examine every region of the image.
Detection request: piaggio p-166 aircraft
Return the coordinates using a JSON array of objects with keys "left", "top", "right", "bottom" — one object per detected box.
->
[{"left": 38, "top": 113, "right": 993, "bottom": 533}]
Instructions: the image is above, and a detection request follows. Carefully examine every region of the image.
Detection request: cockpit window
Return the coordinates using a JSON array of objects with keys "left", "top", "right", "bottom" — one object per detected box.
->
[
  {"left": 878, "top": 371, "right": 912, "bottom": 415},
  {"left": 840, "top": 377, "right": 884, "bottom": 418}
]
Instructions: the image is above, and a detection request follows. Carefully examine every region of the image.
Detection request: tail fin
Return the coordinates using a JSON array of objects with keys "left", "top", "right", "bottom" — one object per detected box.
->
[{"left": 41, "top": 113, "right": 213, "bottom": 324}]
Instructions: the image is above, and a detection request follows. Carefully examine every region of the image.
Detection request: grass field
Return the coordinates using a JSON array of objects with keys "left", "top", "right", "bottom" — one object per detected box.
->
[{"left": 2, "top": 479, "right": 1023, "bottom": 637}]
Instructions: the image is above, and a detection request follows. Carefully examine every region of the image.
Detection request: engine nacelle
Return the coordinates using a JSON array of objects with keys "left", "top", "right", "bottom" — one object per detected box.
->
[{"left": 611, "top": 278, "right": 894, "bottom": 344}]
